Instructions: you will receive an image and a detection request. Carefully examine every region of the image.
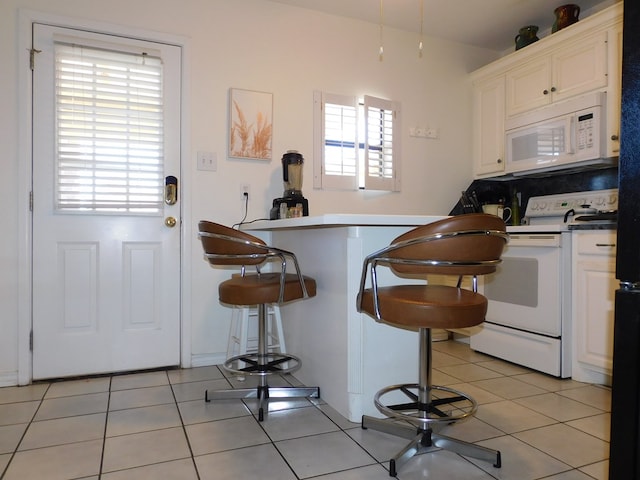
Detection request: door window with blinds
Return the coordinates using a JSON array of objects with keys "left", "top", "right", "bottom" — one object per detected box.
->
[
  {"left": 313, "top": 91, "right": 401, "bottom": 191},
  {"left": 55, "top": 38, "right": 165, "bottom": 214}
]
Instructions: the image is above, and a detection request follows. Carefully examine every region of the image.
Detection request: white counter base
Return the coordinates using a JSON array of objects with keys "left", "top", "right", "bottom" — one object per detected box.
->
[{"left": 243, "top": 215, "right": 446, "bottom": 422}]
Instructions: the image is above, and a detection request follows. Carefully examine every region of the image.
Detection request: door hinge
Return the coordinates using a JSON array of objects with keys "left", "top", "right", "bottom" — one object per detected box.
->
[
  {"left": 29, "top": 330, "right": 33, "bottom": 351},
  {"left": 29, "top": 191, "right": 33, "bottom": 212},
  {"left": 29, "top": 48, "right": 41, "bottom": 71}
]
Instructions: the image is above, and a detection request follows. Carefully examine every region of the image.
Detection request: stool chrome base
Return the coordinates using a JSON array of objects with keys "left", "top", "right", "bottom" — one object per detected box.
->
[
  {"left": 206, "top": 306, "right": 319, "bottom": 421},
  {"left": 361, "top": 329, "right": 501, "bottom": 476},
  {"left": 362, "top": 415, "right": 501, "bottom": 476},
  {"left": 206, "top": 383, "right": 320, "bottom": 422}
]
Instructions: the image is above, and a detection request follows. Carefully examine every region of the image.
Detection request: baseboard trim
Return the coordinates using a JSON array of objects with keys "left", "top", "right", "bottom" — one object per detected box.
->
[
  {"left": 0, "top": 372, "right": 19, "bottom": 387},
  {"left": 191, "top": 353, "right": 226, "bottom": 368}
]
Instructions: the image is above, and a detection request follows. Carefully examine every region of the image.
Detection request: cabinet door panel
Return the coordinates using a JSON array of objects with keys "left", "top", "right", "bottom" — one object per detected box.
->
[
  {"left": 575, "top": 259, "right": 616, "bottom": 373},
  {"left": 552, "top": 31, "right": 608, "bottom": 103},
  {"left": 474, "top": 77, "right": 505, "bottom": 176},
  {"left": 506, "top": 57, "right": 550, "bottom": 116}
]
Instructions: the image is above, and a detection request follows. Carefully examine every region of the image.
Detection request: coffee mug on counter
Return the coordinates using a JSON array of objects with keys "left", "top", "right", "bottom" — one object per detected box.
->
[{"left": 482, "top": 204, "right": 512, "bottom": 223}]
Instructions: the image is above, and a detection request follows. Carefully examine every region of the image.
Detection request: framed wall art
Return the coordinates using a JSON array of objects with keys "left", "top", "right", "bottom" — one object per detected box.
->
[{"left": 228, "top": 88, "right": 273, "bottom": 160}]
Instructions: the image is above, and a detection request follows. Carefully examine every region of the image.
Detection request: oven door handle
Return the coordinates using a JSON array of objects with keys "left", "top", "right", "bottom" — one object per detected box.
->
[{"left": 507, "top": 234, "right": 561, "bottom": 248}]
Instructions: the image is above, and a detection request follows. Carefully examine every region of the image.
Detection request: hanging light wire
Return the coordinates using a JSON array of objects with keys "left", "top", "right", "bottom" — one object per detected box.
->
[
  {"left": 379, "top": 0, "right": 384, "bottom": 61},
  {"left": 418, "top": 0, "right": 424, "bottom": 58}
]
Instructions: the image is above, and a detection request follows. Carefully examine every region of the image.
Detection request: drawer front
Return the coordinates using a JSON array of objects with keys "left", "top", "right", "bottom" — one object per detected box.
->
[{"left": 575, "top": 231, "right": 617, "bottom": 256}]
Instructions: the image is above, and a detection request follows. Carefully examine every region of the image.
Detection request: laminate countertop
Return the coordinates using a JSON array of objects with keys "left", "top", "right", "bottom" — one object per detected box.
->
[{"left": 241, "top": 214, "right": 448, "bottom": 231}]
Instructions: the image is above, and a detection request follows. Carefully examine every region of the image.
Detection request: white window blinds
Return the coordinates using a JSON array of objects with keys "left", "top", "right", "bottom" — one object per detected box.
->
[
  {"left": 364, "top": 95, "right": 400, "bottom": 192},
  {"left": 55, "top": 40, "right": 165, "bottom": 214},
  {"left": 313, "top": 91, "right": 400, "bottom": 191}
]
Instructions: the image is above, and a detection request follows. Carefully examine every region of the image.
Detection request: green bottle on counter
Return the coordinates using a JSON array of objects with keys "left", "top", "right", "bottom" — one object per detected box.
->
[{"left": 511, "top": 189, "right": 521, "bottom": 225}]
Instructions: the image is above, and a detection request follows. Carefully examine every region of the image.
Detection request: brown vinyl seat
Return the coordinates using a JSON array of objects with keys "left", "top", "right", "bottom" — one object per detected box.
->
[
  {"left": 357, "top": 214, "right": 508, "bottom": 476},
  {"left": 198, "top": 221, "right": 319, "bottom": 421}
]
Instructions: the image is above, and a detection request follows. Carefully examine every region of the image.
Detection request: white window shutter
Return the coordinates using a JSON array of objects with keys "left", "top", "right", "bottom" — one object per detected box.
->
[
  {"left": 313, "top": 91, "right": 359, "bottom": 190},
  {"left": 55, "top": 40, "right": 165, "bottom": 214},
  {"left": 364, "top": 95, "right": 400, "bottom": 192}
]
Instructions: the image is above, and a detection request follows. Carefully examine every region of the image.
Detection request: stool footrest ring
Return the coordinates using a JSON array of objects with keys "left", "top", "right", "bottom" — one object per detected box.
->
[
  {"left": 223, "top": 352, "right": 301, "bottom": 376},
  {"left": 374, "top": 383, "right": 478, "bottom": 426}
]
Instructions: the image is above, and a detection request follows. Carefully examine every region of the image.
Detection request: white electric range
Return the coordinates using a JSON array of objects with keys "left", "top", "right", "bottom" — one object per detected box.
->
[{"left": 471, "top": 188, "right": 618, "bottom": 377}]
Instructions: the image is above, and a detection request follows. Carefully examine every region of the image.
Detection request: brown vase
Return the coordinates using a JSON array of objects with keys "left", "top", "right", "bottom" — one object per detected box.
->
[{"left": 553, "top": 4, "right": 580, "bottom": 33}]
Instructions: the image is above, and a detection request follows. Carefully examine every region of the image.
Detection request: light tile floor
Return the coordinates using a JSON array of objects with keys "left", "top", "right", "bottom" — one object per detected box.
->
[{"left": 0, "top": 341, "right": 611, "bottom": 479}]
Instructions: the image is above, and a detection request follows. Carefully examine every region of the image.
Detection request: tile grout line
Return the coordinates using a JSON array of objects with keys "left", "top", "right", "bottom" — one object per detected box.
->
[
  {"left": 0, "top": 382, "right": 52, "bottom": 480},
  {"left": 97, "top": 375, "right": 113, "bottom": 479},
  {"left": 168, "top": 369, "right": 202, "bottom": 480}
]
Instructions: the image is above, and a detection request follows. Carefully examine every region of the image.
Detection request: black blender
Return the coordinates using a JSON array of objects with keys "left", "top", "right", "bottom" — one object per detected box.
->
[{"left": 269, "top": 150, "right": 309, "bottom": 219}]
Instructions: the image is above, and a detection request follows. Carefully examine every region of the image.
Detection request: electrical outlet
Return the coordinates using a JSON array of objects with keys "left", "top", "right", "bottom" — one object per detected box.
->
[
  {"left": 240, "top": 184, "right": 250, "bottom": 200},
  {"left": 197, "top": 151, "right": 217, "bottom": 171}
]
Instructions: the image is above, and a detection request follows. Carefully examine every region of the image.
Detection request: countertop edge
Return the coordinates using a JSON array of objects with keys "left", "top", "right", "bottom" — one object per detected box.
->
[{"left": 240, "top": 214, "right": 449, "bottom": 231}]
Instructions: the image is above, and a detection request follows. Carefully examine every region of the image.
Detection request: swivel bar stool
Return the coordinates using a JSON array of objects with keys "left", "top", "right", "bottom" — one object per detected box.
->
[
  {"left": 198, "top": 221, "right": 320, "bottom": 421},
  {"left": 356, "top": 214, "right": 508, "bottom": 476}
]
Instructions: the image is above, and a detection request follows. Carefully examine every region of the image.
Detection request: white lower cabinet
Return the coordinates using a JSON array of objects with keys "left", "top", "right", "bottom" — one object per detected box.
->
[{"left": 572, "top": 230, "right": 617, "bottom": 385}]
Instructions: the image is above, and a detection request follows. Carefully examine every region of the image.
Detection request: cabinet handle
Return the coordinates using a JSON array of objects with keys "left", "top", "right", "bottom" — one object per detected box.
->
[
  {"left": 611, "top": 134, "right": 619, "bottom": 141},
  {"left": 497, "top": 158, "right": 503, "bottom": 164},
  {"left": 543, "top": 89, "right": 549, "bottom": 95},
  {"left": 550, "top": 86, "right": 557, "bottom": 92},
  {"left": 596, "top": 243, "right": 616, "bottom": 247}
]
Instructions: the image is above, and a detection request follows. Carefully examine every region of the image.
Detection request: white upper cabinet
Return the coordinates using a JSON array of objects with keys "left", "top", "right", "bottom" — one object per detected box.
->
[
  {"left": 470, "top": 3, "right": 623, "bottom": 179},
  {"left": 473, "top": 76, "right": 505, "bottom": 176},
  {"left": 606, "top": 21, "right": 623, "bottom": 157},
  {"left": 506, "top": 32, "right": 608, "bottom": 117}
]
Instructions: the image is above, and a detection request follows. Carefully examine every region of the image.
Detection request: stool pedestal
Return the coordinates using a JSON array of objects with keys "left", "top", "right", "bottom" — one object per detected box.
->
[
  {"left": 362, "top": 328, "right": 501, "bottom": 476},
  {"left": 226, "top": 305, "right": 286, "bottom": 358},
  {"left": 207, "top": 304, "right": 319, "bottom": 421}
]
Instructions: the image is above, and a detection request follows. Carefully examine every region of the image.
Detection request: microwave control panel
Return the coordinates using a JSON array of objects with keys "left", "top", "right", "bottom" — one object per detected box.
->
[{"left": 576, "top": 112, "right": 595, "bottom": 150}]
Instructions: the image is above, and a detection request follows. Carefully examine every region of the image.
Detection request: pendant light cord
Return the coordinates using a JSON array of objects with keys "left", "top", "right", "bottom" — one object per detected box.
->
[
  {"left": 379, "top": 0, "right": 384, "bottom": 61},
  {"left": 418, "top": 0, "right": 424, "bottom": 58}
]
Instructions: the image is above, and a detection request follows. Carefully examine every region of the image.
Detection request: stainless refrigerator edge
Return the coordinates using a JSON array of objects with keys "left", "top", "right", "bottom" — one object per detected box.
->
[{"left": 609, "top": 1, "right": 640, "bottom": 478}]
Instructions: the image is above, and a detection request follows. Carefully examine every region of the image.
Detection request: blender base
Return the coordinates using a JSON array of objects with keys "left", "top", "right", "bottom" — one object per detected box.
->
[{"left": 270, "top": 196, "right": 309, "bottom": 219}]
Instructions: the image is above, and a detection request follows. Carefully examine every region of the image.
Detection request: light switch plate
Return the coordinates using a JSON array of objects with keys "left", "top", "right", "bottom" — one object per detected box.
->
[{"left": 197, "top": 151, "right": 217, "bottom": 171}]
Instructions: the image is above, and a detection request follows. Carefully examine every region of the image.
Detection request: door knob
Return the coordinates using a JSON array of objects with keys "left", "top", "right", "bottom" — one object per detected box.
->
[{"left": 165, "top": 216, "right": 177, "bottom": 228}]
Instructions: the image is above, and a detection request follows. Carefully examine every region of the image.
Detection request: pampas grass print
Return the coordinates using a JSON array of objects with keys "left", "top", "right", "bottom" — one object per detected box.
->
[{"left": 230, "top": 99, "right": 272, "bottom": 159}]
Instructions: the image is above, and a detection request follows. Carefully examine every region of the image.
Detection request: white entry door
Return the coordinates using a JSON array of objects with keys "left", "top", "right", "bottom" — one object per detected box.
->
[{"left": 31, "top": 23, "right": 182, "bottom": 379}]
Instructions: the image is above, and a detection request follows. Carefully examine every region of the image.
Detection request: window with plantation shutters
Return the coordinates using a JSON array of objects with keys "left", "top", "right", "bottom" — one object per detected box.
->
[
  {"left": 313, "top": 91, "right": 400, "bottom": 191},
  {"left": 55, "top": 40, "right": 164, "bottom": 214},
  {"left": 364, "top": 95, "right": 400, "bottom": 191}
]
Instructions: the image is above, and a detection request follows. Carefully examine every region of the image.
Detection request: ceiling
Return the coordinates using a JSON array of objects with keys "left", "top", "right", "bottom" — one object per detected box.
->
[{"left": 267, "top": 0, "right": 618, "bottom": 52}]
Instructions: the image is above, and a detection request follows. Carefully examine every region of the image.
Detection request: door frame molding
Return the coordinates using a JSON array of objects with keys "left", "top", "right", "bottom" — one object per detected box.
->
[{"left": 17, "top": 9, "right": 192, "bottom": 384}]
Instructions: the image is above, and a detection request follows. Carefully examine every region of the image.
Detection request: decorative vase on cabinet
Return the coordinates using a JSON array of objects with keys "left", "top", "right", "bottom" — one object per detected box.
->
[
  {"left": 553, "top": 4, "right": 580, "bottom": 33},
  {"left": 515, "top": 25, "right": 539, "bottom": 50}
]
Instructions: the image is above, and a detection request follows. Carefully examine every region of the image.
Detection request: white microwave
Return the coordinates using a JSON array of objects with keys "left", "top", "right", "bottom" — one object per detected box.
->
[{"left": 505, "top": 92, "right": 607, "bottom": 175}]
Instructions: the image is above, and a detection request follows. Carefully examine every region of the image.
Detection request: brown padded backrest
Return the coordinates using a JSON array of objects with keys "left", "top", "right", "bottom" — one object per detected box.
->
[
  {"left": 198, "top": 220, "right": 268, "bottom": 267},
  {"left": 388, "top": 213, "right": 507, "bottom": 276}
]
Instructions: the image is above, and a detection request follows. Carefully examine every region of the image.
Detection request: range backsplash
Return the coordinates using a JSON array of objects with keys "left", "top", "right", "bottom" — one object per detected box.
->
[{"left": 451, "top": 167, "right": 619, "bottom": 223}]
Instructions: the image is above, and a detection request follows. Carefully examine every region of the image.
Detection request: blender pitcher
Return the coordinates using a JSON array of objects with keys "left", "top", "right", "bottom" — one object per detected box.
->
[
  {"left": 282, "top": 150, "right": 304, "bottom": 196},
  {"left": 270, "top": 150, "right": 309, "bottom": 219}
]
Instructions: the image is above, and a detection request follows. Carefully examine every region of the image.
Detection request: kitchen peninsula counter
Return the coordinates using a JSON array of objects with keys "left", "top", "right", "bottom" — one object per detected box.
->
[{"left": 242, "top": 214, "right": 447, "bottom": 421}]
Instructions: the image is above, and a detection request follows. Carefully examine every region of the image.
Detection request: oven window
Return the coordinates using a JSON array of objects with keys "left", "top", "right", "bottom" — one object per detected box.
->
[{"left": 483, "top": 257, "right": 538, "bottom": 307}]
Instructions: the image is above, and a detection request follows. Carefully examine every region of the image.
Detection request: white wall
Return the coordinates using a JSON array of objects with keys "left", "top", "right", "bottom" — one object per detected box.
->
[{"left": 0, "top": 0, "right": 499, "bottom": 383}]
